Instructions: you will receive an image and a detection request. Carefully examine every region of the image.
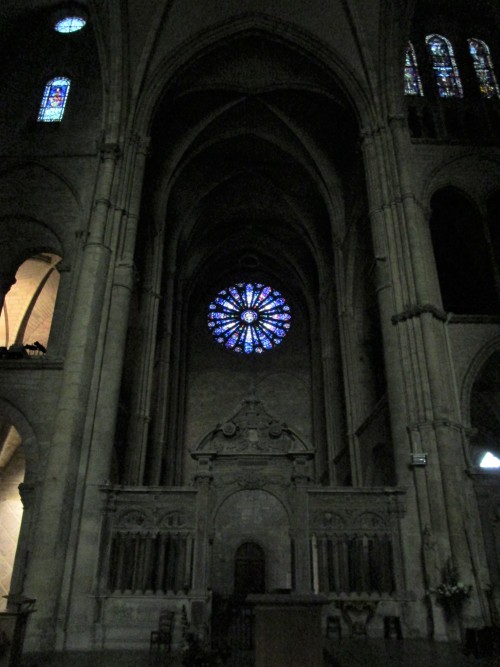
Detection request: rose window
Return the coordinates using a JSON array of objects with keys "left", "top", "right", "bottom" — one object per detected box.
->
[{"left": 207, "top": 282, "right": 291, "bottom": 354}]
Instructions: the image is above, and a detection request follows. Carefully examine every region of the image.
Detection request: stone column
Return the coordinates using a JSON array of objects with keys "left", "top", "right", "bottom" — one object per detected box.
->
[
  {"left": 22, "top": 141, "right": 122, "bottom": 653},
  {"left": 123, "top": 238, "right": 163, "bottom": 485},
  {"left": 361, "top": 123, "right": 442, "bottom": 637},
  {"left": 46, "top": 261, "right": 72, "bottom": 357},
  {"left": 55, "top": 135, "right": 150, "bottom": 646},
  {"left": 6, "top": 482, "right": 36, "bottom": 608},
  {"left": 292, "top": 483, "right": 312, "bottom": 593},
  {"left": 0, "top": 272, "right": 16, "bottom": 323},
  {"left": 148, "top": 268, "right": 176, "bottom": 486},
  {"left": 389, "top": 114, "right": 482, "bottom": 591},
  {"left": 361, "top": 116, "right": 486, "bottom": 634},
  {"left": 191, "top": 477, "right": 211, "bottom": 594},
  {"left": 318, "top": 279, "right": 345, "bottom": 485}
]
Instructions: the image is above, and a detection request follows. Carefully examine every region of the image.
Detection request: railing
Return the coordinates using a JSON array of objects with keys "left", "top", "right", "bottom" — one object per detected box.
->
[{"left": 212, "top": 595, "right": 254, "bottom": 652}]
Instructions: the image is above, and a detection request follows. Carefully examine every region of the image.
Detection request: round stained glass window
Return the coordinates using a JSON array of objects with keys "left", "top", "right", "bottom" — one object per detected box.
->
[
  {"left": 54, "top": 17, "right": 86, "bottom": 33},
  {"left": 208, "top": 282, "right": 291, "bottom": 354}
]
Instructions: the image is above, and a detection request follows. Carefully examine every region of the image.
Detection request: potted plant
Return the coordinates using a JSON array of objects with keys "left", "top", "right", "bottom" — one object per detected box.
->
[{"left": 430, "top": 559, "right": 472, "bottom": 619}]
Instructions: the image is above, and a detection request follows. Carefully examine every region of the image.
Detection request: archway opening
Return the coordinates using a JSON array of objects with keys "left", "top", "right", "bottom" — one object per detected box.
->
[
  {"left": 430, "top": 188, "right": 497, "bottom": 314},
  {"left": 0, "top": 253, "right": 61, "bottom": 351},
  {"left": 0, "top": 420, "right": 24, "bottom": 610},
  {"left": 234, "top": 542, "right": 266, "bottom": 596},
  {"left": 469, "top": 349, "right": 500, "bottom": 467}
]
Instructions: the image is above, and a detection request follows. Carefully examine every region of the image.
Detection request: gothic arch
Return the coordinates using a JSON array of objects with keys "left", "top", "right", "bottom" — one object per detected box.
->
[
  {"left": 212, "top": 487, "right": 291, "bottom": 526},
  {"left": 461, "top": 336, "right": 500, "bottom": 429},
  {"left": 0, "top": 398, "right": 39, "bottom": 479},
  {"left": 134, "top": 15, "right": 372, "bottom": 136},
  {"left": 422, "top": 154, "right": 500, "bottom": 207},
  {"left": 0, "top": 161, "right": 81, "bottom": 210},
  {"left": 0, "top": 216, "right": 63, "bottom": 278},
  {"left": 428, "top": 186, "right": 497, "bottom": 314}
]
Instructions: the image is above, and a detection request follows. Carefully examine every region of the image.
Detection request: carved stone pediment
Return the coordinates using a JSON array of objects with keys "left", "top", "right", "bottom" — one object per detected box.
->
[{"left": 191, "top": 397, "right": 313, "bottom": 459}]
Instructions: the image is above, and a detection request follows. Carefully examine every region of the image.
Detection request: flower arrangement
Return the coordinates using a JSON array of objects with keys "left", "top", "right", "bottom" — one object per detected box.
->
[{"left": 430, "top": 559, "right": 472, "bottom": 618}]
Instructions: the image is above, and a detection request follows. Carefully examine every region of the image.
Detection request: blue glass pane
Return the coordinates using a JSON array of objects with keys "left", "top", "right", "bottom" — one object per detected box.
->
[
  {"left": 404, "top": 43, "right": 423, "bottom": 96},
  {"left": 54, "top": 17, "right": 86, "bottom": 33},
  {"left": 426, "top": 35, "right": 463, "bottom": 98},
  {"left": 38, "top": 77, "right": 71, "bottom": 122},
  {"left": 208, "top": 282, "right": 291, "bottom": 354}
]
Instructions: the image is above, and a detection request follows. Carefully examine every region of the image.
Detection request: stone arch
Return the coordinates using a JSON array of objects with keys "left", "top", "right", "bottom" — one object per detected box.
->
[
  {"left": 0, "top": 399, "right": 39, "bottom": 607},
  {"left": 461, "top": 338, "right": 500, "bottom": 466},
  {"left": 211, "top": 489, "right": 291, "bottom": 595},
  {"left": 123, "top": 10, "right": 366, "bottom": 493},
  {"left": 134, "top": 14, "right": 372, "bottom": 137},
  {"left": 0, "top": 161, "right": 82, "bottom": 211},
  {"left": 0, "top": 398, "right": 39, "bottom": 478},
  {"left": 461, "top": 336, "right": 500, "bottom": 422},
  {"left": 428, "top": 186, "right": 497, "bottom": 314},
  {"left": 0, "top": 253, "right": 62, "bottom": 351},
  {"left": 0, "top": 216, "right": 63, "bottom": 280},
  {"left": 421, "top": 154, "right": 500, "bottom": 209}
]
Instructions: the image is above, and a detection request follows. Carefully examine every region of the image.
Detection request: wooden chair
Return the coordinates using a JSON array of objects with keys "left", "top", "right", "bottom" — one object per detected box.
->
[{"left": 149, "top": 609, "right": 174, "bottom": 658}]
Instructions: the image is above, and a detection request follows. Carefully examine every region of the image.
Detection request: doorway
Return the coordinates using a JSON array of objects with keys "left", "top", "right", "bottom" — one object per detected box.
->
[{"left": 234, "top": 542, "right": 265, "bottom": 596}]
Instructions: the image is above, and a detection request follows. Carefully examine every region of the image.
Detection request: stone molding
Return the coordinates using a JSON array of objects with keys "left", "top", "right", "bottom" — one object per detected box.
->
[
  {"left": 192, "top": 396, "right": 314, "bottom": 457},
  {"left": 392, "top": 303, "right": 447, "bottom": 324}
]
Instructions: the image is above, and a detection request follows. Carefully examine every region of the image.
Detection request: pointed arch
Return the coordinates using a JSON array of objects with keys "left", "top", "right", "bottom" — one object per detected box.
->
[
  {"left": 404, "top": 41, "right": 423, "bottom": 96},
  {"left": 429, "top": 187, "right": 497, "bottom": 314},
  {"left": 468, "top": 38, "right": 500, "bottom": 99},
  {"left": 37, "top": 77, "right": 71, "bottom": 122},
  {"left": 426, "top": 34, "right": 463, "bottom": 98}
]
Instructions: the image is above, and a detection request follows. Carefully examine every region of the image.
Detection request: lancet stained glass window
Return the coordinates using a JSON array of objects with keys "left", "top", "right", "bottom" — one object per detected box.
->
[
  {"left": 468, "top": 38, "right": 500, "bottom": 99},
  {"left": 426, "top": 34, "right": 463, "bottom": 98},
  {"left": 404, "top": 42, "right": 424, "bottom": 96},
  {"left": 208, "top": 282, "right": 291, "bottom": 354},
  {"left": 38, "top": 77, "right": 71, "bottom": 122}
]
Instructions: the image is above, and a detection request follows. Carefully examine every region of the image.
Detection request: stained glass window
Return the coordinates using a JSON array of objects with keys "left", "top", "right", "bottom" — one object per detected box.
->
[
  {"left": 207, "top": 282, "right": 291, "bottom": 354},
  {"left": 37, "top": 77, "right": 71, "bottom": 122},
  {"left": 54, "top": 17, "right": 86, "bottom": 33},
  {"left": 468, "top": 38, "right": 500, "bottom": 99},
  {"left": 404, "top": 42, "right": 424, "bottom": 96},
  {"left": 426, "top": 34, "right": 463, "bottom": 98}
]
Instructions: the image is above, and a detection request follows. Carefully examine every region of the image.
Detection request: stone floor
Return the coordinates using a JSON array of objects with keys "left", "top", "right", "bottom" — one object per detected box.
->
[{"left": 20, "top": 640, "right": 500, "bottom": 666}]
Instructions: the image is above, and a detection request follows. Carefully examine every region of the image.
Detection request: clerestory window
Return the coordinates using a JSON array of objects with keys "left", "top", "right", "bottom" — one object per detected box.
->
[
  {"left": 404, "top": 42, "right": 424, "bottom": 96},
  {"left": 468, "top": 38, "right": 500, "bottom": 99},
  {"left": 426, "top": 34, "right": 463, "bottom": 98},
  {"left": 37, "top": 77, "right": 71, "bottom": 122}
]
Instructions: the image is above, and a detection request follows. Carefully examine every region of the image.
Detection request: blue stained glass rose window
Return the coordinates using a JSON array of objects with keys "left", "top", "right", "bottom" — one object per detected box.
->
[{"left": 207, "top": 282, "right": 291, "bottom": 354}]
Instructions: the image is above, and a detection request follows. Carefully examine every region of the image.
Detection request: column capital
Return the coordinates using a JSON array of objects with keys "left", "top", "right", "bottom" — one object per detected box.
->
[
  {"left": 97, "top": 141, "right": 121, "bottom": 162},
  {"left": 128, "top": 133, "right": 151, "bottom": 155}
]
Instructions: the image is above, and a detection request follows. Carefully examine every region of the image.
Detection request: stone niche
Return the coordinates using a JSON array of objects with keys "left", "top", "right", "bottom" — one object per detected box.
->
[
  {"left": 212, "top": 489, "right": 291, "bottom": 594},
  {"left": 191, "top": 396, "right": 315, "bottom": 596}
]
